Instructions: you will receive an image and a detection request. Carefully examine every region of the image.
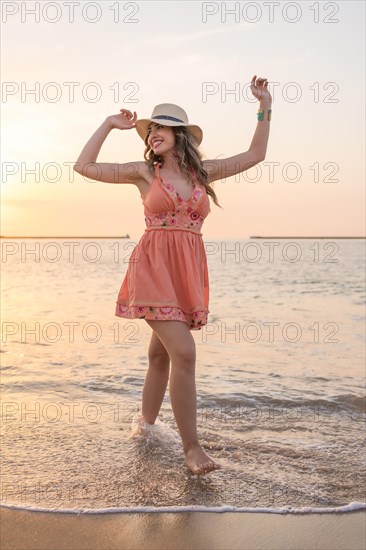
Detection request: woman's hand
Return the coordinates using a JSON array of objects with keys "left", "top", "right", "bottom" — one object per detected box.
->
[
  {"left": 107, "top": 108, "right": 137, "bottom": 130},
  {"left": 250, "top": 75, "right": 272, "bottom": 105}
]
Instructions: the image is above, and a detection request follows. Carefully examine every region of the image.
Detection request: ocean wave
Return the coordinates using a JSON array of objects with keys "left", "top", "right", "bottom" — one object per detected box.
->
[
  {"left": 1, "top": 501, "right": 365, "bottom": 515},
  {"left": 200, "top": 393, "right": 366, "bottom": 415}
]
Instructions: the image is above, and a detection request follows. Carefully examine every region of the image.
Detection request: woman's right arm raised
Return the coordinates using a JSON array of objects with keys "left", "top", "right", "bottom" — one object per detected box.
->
[{"left": 73, "top": 109, "right": 146, "bottom": 184}]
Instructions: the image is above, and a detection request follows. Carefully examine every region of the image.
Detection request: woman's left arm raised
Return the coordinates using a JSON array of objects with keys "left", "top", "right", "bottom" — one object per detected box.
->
[{"left": 204, "top": 75, "right": 272, "bottom": 183}]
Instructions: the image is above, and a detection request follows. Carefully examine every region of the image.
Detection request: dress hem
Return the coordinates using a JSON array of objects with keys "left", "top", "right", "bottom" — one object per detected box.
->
[{"left": 115, "top": 302, "right": 208, "bottom": 331}]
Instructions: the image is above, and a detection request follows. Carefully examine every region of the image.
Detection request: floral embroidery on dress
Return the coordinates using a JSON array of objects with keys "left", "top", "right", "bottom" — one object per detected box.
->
[
  {"left": 164, "top": 180, "right": 180, "bottom": 196},
  {"left": 161, "top": 176, "right": 201, "bottom": 205},
  {"left": 115, "top": 302, "right": 207, "bottom": 331},
  {"left": 144, "top": 201, "right": 205, "bottom": 232}
]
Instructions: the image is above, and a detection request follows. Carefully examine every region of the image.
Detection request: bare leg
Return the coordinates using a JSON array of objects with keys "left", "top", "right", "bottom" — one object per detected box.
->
[
  {"left": 141, "top": 330, "right": 170, "bottom": 424},
  {"left": 144, "top": 319, "right": 222, "bottom": 475}
]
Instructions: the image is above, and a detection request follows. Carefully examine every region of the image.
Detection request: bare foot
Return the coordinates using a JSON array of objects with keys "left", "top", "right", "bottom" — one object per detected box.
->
[
  {"left": 184, "top": 444, "right": 222, "bottom": 475},
  {"left": 129, "top": 414, "right": 153, "bottom": 438}
]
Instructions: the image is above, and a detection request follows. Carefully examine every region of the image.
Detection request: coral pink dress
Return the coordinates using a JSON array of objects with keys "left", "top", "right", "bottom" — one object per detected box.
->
[{"left": 115, "top": 162, "right": 211, "bottom": 330}]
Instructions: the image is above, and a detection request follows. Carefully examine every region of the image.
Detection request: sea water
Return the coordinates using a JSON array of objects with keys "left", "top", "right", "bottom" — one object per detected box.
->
[{"left": 1, "top": 238, "right": 365, "bottom": 514}]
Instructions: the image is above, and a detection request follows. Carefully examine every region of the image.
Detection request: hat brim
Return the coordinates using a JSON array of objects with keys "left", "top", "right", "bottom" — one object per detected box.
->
[{"left": 135, "top": 118, "right": 203, "bottom": 146}]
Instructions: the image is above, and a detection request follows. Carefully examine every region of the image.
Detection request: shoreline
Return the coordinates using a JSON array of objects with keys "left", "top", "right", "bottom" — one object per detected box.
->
[
  {"left": 1, "top": 507, "right": 365, "bottom": 550},
  {"left": 2, "top": 502, "right": 366, "bottom": 514}
]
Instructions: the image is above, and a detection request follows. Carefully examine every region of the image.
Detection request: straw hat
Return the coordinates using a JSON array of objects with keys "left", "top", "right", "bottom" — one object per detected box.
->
[{"left": 135, "top": 103, "right": 203, "bottom": 146}]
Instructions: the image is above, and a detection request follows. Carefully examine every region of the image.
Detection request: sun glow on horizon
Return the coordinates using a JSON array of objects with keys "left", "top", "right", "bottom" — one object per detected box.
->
[{"left": 1, "top": 1, "right": 365, "bottom": 238}]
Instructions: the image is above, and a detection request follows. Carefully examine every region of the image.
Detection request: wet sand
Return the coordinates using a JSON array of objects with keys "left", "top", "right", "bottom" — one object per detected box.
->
[{"left": 1, "top": 508, "right": 365, "bottom": 550}]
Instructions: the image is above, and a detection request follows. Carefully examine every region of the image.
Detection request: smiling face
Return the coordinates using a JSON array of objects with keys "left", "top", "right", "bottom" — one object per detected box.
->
[{"left": 147, "top": 123, "right": 175, "bottom": 154}]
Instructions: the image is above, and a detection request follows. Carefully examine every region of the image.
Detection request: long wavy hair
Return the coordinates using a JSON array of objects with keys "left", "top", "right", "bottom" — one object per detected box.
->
[{"left": 142, "top": 126, "right": 222, "bottom": 208}]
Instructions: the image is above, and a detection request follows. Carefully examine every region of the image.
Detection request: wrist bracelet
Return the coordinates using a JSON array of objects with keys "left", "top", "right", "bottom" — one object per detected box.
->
[{"left": 257, "top": 108, "right": 272, "bottom": 121}]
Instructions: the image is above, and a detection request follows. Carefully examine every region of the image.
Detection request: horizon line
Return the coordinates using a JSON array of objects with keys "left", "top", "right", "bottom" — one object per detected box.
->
[{"left": 0, "top": 236, "right": 365, "bottom": 240}]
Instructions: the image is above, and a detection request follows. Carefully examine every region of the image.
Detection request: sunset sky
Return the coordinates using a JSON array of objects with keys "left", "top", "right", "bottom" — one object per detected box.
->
[{"left": 1, "top": 0, "right": 365, "bottom": 239}]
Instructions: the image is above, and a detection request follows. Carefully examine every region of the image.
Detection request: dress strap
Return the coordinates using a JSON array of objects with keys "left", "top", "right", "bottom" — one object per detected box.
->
[{"left": 153, "top": 161, "right": 161, "bottom": 175}]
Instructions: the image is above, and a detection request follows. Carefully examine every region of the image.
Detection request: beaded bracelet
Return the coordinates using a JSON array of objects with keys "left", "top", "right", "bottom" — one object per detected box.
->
[{"left": 257, "top": 108, "right": 272, "bottom": 121}]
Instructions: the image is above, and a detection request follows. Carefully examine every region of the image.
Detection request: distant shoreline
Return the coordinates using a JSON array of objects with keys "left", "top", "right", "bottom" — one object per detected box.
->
[
  {"left": 250, "top": 236, "right": 366, "bottom": 239},
  {"left": 0, "top": 236, "right": 131, "bottom": 239},
  {"left": 0, "top": 236, "right": 365, "bottom": 240}
]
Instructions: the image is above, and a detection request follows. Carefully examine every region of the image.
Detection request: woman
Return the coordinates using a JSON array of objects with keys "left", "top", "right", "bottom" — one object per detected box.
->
[{"left": 74, "top": 75, "right": 272, "bottom": 475}]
